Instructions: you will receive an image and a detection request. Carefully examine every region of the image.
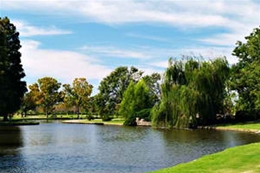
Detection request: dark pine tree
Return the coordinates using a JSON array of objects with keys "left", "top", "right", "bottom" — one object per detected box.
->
[{"left": 0, "top": 17, "right": 27, "bottom": 121}]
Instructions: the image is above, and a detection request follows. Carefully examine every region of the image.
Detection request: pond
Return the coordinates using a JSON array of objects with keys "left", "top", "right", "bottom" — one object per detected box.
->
[{"left": 1, "top": 122, "right": 260, "bottom": 173}]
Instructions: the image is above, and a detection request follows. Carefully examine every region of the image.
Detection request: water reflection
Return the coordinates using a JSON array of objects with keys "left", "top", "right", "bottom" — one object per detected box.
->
[
  {"left": 0, "top": 126, "right": 27, "bottom": 172},
  {"left": 0, "top": 126, "right": 23, "bottom": 151},
  {"left": 0, "top": 123, "right": 260, "bottom": 173}
]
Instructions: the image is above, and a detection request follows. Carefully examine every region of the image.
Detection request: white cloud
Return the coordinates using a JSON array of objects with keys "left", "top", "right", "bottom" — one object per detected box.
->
[
  {"left": 126, "top": 33, "right": 171, "bottom": 43},
  {"left": 80, "top": 45, "right": 149, "bottom": 59},
  {"left": 13, "top": 20, "right": 72, "bottom": 37},
  {"left": 3, "top": 0, "right": 259, "bottom": 47},
  {"left": 21, "top": 40, "right": 112, "bottom": 84},
  {"left": 3, "top": 0, "right": 259, "bottom": 27}
]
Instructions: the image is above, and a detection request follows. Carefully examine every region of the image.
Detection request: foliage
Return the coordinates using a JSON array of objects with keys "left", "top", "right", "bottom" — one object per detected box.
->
[
  {"left": 119, "top": 80, "right": 153, "bottom": 126},
  {"left": 0, "top": 17, "right": 27, "bottom": 121},
  {"left": 152, "top": 57, "right": 229, "bottom": 128},
  {"left": 96, "top": 66, "right": 143, "bottom": 117},
  {"left": 21, "top": 83, "right": 43, "bottom": 116},
  {"left": 29, "top": 77, "right": 62, "bottom": 118},
  {"left": 230, "top": 27, "right": 260, "bottom": 120},
  {"left": 63, "top": 78, "right": 93, "bottom": 119},
  {"left": 20, "top": 92, "right": 37, "bottom": 117},
  {"left": 142, "top": 73, "right": 161, "bottom": 105}
]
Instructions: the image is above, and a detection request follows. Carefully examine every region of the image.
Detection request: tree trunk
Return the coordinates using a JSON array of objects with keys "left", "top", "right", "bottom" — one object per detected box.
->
[{"left": 76, "top": 106, "right": 80, "bottom": 119}]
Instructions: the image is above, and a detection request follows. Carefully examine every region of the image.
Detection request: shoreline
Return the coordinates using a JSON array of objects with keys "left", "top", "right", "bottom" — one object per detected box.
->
[
  {"left": 0, "top": 121, "right": 40, "bottom": 126},
  {"left": 62, "top": 119, "right": 124, "bottom": 126},
  {"left": 63, "top": 120, "right": 260, "bottom": 133},
  {"left": 198, "top": 126, "right": 260, "bottom": 133}
]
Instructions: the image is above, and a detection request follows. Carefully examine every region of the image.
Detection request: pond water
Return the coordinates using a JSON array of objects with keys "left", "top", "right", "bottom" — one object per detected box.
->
[{"left": 1, "top": 122, "right": 260, "bottom": 173}]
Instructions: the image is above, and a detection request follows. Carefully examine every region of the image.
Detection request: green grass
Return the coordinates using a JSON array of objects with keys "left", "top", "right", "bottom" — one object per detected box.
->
[
  {"left": 12, "top": 114, "right": 81, "bottom": 120},
  {"left": 151, "top": 142, "right": 260, "bottom": 173},
  {"left": 62, "top": 118, "right": 125, "bottom": 126},
  {"left": 103, "top": 119, "right": 125, "bottom": 125},
  {"left": 215, "top": 121, "right": 260, "bottom": 132}
]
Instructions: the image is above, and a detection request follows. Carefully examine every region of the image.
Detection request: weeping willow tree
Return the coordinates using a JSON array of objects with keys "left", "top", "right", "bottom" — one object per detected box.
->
[{"left": 152, "top": 57, "right": 229, "bottom": 128}]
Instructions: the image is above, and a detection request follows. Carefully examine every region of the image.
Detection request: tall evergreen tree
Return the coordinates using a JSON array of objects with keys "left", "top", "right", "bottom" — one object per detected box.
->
[{"left": 0, "top": 17, "right": 27, "bottom": 121}]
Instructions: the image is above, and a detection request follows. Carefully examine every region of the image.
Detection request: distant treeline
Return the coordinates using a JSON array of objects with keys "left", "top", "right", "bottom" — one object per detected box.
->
[{"left": 1, "top": 16, "right": 260, "bottom": 128}]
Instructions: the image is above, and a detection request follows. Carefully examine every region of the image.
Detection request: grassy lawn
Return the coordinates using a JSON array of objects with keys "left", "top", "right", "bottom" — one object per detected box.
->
[
  {"left": 151, "top": 142, "right": 260, "bottom": 173},
  {"left": 102, "top": 119, "right": 125, "bottom": 125},
  {"left": 12, "top": 114, "right": 81, "bottom": 120},
  {"left": 215, "top": 121, "right": 260, "bottom": 132},
  {"left": 62, "top": 118, "right": 125, "bottom": 126}
]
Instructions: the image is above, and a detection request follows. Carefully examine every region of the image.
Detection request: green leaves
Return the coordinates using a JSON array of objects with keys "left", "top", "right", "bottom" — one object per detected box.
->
[
  {"left": 63, "top": 78, "right": 93, "bottom": 118},
  {"left": 96, "top": 66, "right": 143, "bottom": 117},
  {"left": 230, "top": 27, "right": 260, "bottom": 119},
  {"left": 29, "top": 77, "right": 61, "bottom": 117},
  {"left": 119, "top": 80, "right": 153, "bottom": 125},
  {"left": 152, "top": 57, "right": 229, "bottom": 128}
]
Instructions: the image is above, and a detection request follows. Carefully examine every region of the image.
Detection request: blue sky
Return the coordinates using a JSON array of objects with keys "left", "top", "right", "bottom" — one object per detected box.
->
[{"left": 1, "top": 0, "right": 260, "bottom": 94}]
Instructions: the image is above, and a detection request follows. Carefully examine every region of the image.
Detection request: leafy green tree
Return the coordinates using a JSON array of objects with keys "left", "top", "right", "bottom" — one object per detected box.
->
[
  {"left": 230, "top": 27, "right": 260, "bottom": 120},
  {"left": 30, "top": 77, "right": 62, "bottom": 118},
  {"left": 119, "top": 79, "right": 153, "bottom": 125},
  {"left": 63, "top": 78, "right": 93, "bottom": 119},
  {"left": 142, "top": 73, "right": 161, "bottom": 104},
  {"left": 20, "top": 92, "right": 37, "bottom": 117},
  {"left": 96, "top": 66, "right": 143, "bottom": 119},
  {"left": 20, "top": 83, "right": 44, "bottom": 117},
  {"left": 152, "top": 57, "right": 229, "bottom": 128},
  {"left": 0, "top": 17, "right": 27, "bottom": 121}
]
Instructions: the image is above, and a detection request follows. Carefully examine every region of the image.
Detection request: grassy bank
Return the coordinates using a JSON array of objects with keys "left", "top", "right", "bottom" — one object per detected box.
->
[
  {"left": 151, "top": 142, "right": 260, "bottom": 173},
  {"left": 62, "top": 119, "right": 125, "bottom": 126},
  {"left": 214, "top": 121, "right": 260, "bottom": 133},
  {"left": 11, "top": 114, "right": 82, "bottom": 120}
]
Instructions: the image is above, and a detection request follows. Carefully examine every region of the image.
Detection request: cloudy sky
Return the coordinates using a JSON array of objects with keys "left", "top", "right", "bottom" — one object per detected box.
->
[{"left": 1, "top": 0, "right": 259, "bottom": 94}]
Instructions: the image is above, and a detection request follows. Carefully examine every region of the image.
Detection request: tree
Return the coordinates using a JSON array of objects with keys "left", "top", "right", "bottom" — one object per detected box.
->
[
  {"left": 20, "top": 92, "right": 37, "bottom": 117},
  {"left": 0, "top": 17, "right": 27, "bottom": 121},
  {"left": 63, "top": 78, "right": 93, "bottom": 119},
  {"left": 30, "top": 77, "right": 61, "bottom": 118},
  {"left": 230, "top": 27, "right": 260, "bottom": 120},
  {"left": 152, "top": 57, "right": 229, "bottom": 128},
  {"left": 96, "top": 66, "right": 143, "bottom": 119},
  {"left": 142, "top": 73, "right": 161, "bottom": 104},
  {"left": 20, "top": 83, "right": 43, "bottom": 117},
  {"left": 119, "top": 79, "right": 153, "bottom": 125}
]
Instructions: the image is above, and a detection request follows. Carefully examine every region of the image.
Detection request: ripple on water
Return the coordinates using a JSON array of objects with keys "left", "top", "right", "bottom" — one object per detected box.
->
[{"left": 0, "top": 123, "right": 260, "bottom": 173}]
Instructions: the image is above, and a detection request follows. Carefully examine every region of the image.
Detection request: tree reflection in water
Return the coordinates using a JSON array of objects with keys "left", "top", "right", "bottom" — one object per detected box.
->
[{"left": 0, "top": 126, "right": 26, "bottom": 172}]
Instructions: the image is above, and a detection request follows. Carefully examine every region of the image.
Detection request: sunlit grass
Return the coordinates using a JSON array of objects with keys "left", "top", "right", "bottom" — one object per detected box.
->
[
  {"left": 151, "top": 143, "right": 260, "bottom": 173},
  {"left": 216, "top": 121, "right": 260, "bottom": 131}
]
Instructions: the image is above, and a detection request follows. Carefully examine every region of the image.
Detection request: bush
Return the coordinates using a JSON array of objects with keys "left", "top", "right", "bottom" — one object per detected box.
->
[
  {"left": 102, "top": 115, "right": 112, "bottom": 121},
  {"left": 235, "top": 111, "right": 257, "bottom": 122},
  {"left": 123, "top": 116, "right": 137, "bottom": 126},
  {"left": 86, "top": 115, "right": 94, "bottom": 121},
  {"left": 136, "top": 108, "right": 151, "bottom": 121}
]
